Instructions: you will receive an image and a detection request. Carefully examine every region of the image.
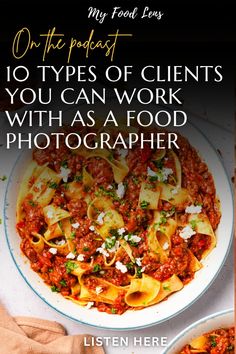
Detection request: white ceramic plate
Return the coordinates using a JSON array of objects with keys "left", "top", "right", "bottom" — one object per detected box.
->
[
  {"left": 4, "top": 122, "right": 233, "bottom": 330},
  {"left": 162, "top": 309, "right": 234, "bottom": 353}
]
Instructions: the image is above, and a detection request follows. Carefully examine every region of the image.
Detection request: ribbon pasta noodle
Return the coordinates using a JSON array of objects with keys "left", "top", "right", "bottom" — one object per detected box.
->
[{"left": 16, "top": 126, "right": 221, "bottom": 314}]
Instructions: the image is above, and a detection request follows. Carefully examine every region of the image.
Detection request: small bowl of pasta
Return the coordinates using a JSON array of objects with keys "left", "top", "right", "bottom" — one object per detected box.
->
[
  {"left": 4, "top": 119, "right": 233, "bottom": 329},
  {"left": 163, "top": 309, "right": 234, "bottom": 354}
]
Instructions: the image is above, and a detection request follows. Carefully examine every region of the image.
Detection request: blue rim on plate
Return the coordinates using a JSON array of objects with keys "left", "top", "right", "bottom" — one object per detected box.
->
[
  {"left": 3, "top": 121, "right": 234, "bottom": 331},
  {"left": 162, "top": 308, "right": 234, "bottom": 353}
]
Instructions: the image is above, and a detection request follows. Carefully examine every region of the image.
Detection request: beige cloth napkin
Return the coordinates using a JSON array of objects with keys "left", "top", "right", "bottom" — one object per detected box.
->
[{"left": 0, "top": 303, "right": 105, "bottom": 354}]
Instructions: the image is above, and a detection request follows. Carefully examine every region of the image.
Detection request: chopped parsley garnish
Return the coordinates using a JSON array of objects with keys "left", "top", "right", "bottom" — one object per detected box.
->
[
  {"left": 153, "top": 159, "right": 163, "bottom": 169},
  {"left": 111, "top": 308, "right": 117, "bottom": 314},
  {"left": 48, "top": 182, "right": 58, "bottom": 189},
  {"left": 190, "top": 219, "right": 197, "bottom": 230},
  {"left": 108, "top": 153, "right": 114, "bottom": 162},
  {"left": 132, "top": 176, "right": 139, "bottom": 185},
  {"left": 104, "top": 236, "right": 117, "bottom": 249},
  {"left": 68, "top": 231, "right": 76, "bottom": 240},
  {"left": 62, "top": 183, "right": 69, "bottom": 190},
  {"left": 48, "top": 268, "right": 53, "bottom": 273},
  {"left": 51, "top": 286, "right": 60, "bottom": 292},
  {"left": 96, "top": 186, "right": 120, "bottom": 201},
  {"left": 0, "top": 175, "right": 7, "bottom": 181},
  {"left": 149, "top": 175, "right": 158, "bottom": 182},
  {"left": 160, "top": 216, "right": 167, "bottom": 225},
  {"left": 140, "top": 200, "right": 150, "bottom": 209},
  {"left": 28, "top": 200, "right": 36, "bottom": 207},
  {"left": 59, "top": 279, "right": 67, "bottom": 287},
  {"left": 163, "top": 285, "right": 171, "bottom": 291},
  {"left": 126, "top": 262, "right": 134, "bottom": 270},
  {"left": 93, "top": 264, "right": 101, "bottom": 273},
  {"left": 136, "top": 267, "right": 143, "bottom": 278},
  {"left": 61, "top": 160, "right": 68, "bottom": 168},
  {"left": 83, "top": 246, "right": 90, "bottom": 252},
  {"left": 74, "top": 175, "right": 83, "bottom": 182},
  {"left": 65, "top": 261, "right": 78, "bottom": 274},
  {"left": 210, "top": 336, "right": 217, "bottom": 347}
]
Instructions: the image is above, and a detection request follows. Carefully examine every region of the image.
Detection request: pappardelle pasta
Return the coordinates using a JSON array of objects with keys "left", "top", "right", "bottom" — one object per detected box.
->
[
  {"left": 178, "top": 327, "right": 234, "bottom": 354},
  {"left": 16, "top": 125, "right": 221, "bottom": 314}
]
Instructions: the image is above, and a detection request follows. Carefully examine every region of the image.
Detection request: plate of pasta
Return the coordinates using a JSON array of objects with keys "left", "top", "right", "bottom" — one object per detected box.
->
[
  {"left": 163, "top": 309, "right": 234, "bottom": 354},
  {"left": 4, "top": 121, "right": 233, "bottom": 329}
]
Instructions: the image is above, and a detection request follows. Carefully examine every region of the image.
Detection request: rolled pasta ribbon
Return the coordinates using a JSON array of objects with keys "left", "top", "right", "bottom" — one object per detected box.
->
[
  {"left": 138, "top": 182, "right": 161, "bottom": 210},
  {"left": 30, "top": 232, "right": 45, "bottom": 253},
  {"left": 29, "top": 167, "right": 62, "bottom": 207},
  {"left": 125, "top": 274, "right": 161, "bottom": 307},
  {"left": 170, "top": 150, "right": 182, "bottom": 188},
  {"left": 188, "top": 213, "right": 216, "bottom": 258},
  {"left": 190, "top": 335, "right": 208, "bottom": 351},
  {"left": 43, "top": 204, "right": 71, "bottom": 226},
  {"left": 44, "top": 223, "right": 63, "bottom": 241},
  {"left": 87, "top": 197, "right": 124, "bottom": 239},
  {"left": 158, "top": 182, "right": 191, "bottom": 207},
  {"left": 148, "top": 274, "right": 183, "bottom": 306}
]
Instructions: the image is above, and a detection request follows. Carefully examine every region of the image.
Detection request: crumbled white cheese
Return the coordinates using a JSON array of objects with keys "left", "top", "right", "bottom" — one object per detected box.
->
[
  {"left": 147, "top": 167, "right": 157, "bottom": 177},
  {"left": 55, "top": 239, "right": 66, "bottom": 245},
  {"left": 89, "top": 225, "right": 95, "bottom": 231},
  {"left": 116, "top": 182, "right": 125, "bottom": 199},
  {"left": 185, "top": 204, "right": 202, "bottom": 214},
  {"left": 161, "top": 168, "right": 173, "bottom": 181},
  {"left": 117, "top": 227, "right": 126, "bottom": 236},
  {"left": 77, "top": 254, "right": 85, "bottom": 261},
  {"left": 179, "top": 225, "right": 196, "bottom": 240},
  {"left": 85, "top": 301, "right": 94, "bottom": 309},
  {"left": 171, "top": 187, "right": 179, "bottom": 195},
  {"left": 99, "top": 270, "right": 105, "bottom": 275},
  {"left": 71, "top": 222, "right": 80, "bottom": 229},
  {"left": 48, "top": 248, "right": 57, "bottom": 255},
  {"left": 96, "top": 244, "right": 109, "bottom": 257},
  {"left": 109, "top": 241, "right": 120, "bottom": 253},
  {"left": 95, "top": 286, "right": 103, "bottom": 295},
  {"left": 162, "top": 242, "right": 169, "bottom": 250},
  {"left": 107, "top": 184, "right": 113, "bottom": 190},
  {"left": 124, "top": 234, "right": 142, "bottom": 243},
  {"left": 147, "top": 167, "right": 173, "bottom": 182},
  {"left": 36, "top": 181, "right": 43, "bottom": 190},
  {"left": 59, "top": 167, "right": 71, "bottom": 183},
  {"left": 135, "top": 258, "right": 142, "bottom": 266},
  {"left": 119, "top": 149, "right": 128, "bottom": 158},
  {"left": 141, "top": 266, "right": 146, "bottom": 273},
  {"left": 96, "top": 212, "right": 106, "bottom": 225},
  {"left": 46, "top": 210, "right": 54, "bottom": 219},
  {"left": 115, "top": 261, "right": 128, "bottom": 273},
  {"left": 66, "top": 252, "right": 76, "bottom": 259}
]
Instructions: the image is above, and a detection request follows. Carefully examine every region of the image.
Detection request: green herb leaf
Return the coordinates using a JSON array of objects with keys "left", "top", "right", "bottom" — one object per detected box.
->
[
  {"left": 48, "top": 182, "right": 58, "bottom": 189},
  {"left": 65, "top": 261, "right": 78, "bottom": 274},
  {"left": 61, "top": 160, "right": 68, "bottom": 168},
  {"left": 104, "top": 236, "right": 116, "bottom": 249},
  {"left": 153, "top": 159, "right": 163, "bottom": 169},
  {"left": 28, "top": 200, "right": 36, "bottom": 207},
  {"left": 74, "top": 175, "right": 83, "bottom": 182},
  {"left": 51, "top": 285, "right": 60, "bottom": 292},
  {"left": 111, "top": 308, "right": 117, "bottom": 314},
  {"left": 93, "top": 264, "right": 101, "bottom": 273},
  {"left": 59, "top": 279, "right": 67, "bottom": 287},
  {"left": 140, "top": 200, "right": 150, "bottom": 209},
  {"left": 83, "top": 246, "right": 90, "bottom": 252}
]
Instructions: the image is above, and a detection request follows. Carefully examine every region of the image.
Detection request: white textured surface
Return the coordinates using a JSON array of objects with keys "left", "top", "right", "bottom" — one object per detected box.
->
[{"left": 0, "top": 92, "right": 234, "bottom": 353}]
